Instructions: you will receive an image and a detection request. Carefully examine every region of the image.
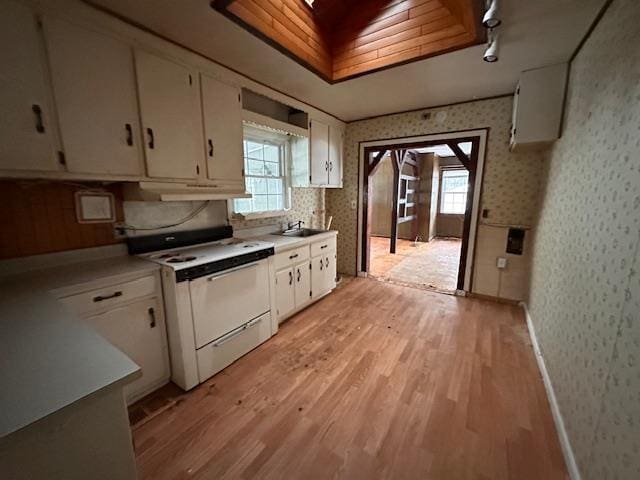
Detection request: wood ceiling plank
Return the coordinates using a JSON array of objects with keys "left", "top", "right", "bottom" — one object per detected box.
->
[
  {"left": 334, "top": 46, "right": 422, "bottom": 79},
  {"left": 333, "top": 26, "right": 422, "bottom": 64},
  {"left": 419, "top": 31, "right": 475, "bottom": 56},
  {"left": 351, "top": 7, "right": 451, "bottom": 48},
  {"left": 410, "top": 0, "right": 446, "bottom": 18},
  {"left": 378, "top": 23, "right": 466, "bottom": 57}
]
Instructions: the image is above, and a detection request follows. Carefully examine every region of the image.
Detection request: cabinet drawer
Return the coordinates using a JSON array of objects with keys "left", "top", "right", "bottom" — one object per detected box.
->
[
  {"left": 273, "top": 246, "right": 310, "bottom": 270},
  {"left": 310, "top": 236, "right": 336, "bottom": 257},
  {"left": 59, "top": 275, "right": 157, "bottom": 316},
  {"left": 196, "top": 311, "right": 271, "bottom": 384}
]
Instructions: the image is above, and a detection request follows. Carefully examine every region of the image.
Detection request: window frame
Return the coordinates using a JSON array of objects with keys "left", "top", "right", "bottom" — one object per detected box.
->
[
  {"left": 439, "top": 167, "right": 469, "bottom": 215},
  {"left": 229, "top": 126, "right": 292, "bottom": 220}
]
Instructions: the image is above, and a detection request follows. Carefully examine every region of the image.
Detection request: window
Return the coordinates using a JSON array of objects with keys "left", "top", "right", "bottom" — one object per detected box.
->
[
  {"left": 440, "top": 169, "right": 469, "bottom": 214},
  {"left": 232, "top": 128, "right": 290, "bottom": 217}
]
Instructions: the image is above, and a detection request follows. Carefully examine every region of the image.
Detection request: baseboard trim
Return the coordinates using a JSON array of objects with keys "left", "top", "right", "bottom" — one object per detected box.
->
[{"left": 520, "top": 302, "right": 582, "bottom": 480}]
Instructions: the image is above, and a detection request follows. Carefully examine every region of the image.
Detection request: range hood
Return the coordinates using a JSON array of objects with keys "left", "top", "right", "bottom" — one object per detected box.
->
[{"left": 123, "top": 182, "right": 251, "bottom": 202}]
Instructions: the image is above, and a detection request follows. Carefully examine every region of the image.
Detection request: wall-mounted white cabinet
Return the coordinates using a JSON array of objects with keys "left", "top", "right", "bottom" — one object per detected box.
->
[
  {"left": 0, "top": 0, "right": 59, "bottom": 172},
  {"left": 135, "top": 50, "right": 203, "bottom": 180},
  {"left": 44, "top": 18, "right": 143, "bottom": 176},
  {"left": 200, "top": 74, "right": 244, "bottom": 188},
  {"left": 292, "top": 118, "right": 344, "bottom": 188},
  {"left": 510, "top": 63, "right": 568, "bottom": 150}
]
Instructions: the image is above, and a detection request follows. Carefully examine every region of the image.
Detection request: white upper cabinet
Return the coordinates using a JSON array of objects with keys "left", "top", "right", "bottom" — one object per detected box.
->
[
  {"left": 44, "top": 18, "right": 143, "bottom": 176},
  {"left": 308, "top": 119, "right": 343, "bottom": 188},
  {"left": 135, "top": 50, "right": 202, "bottom": 180},
  {"left": 310, "top": 119, "right": 329, "bottom": 186},
  {"left": 200, "top": 74, "right": 244, "bottom": 185},
  {"left": 510, "top": 63, "right": 568, "bottom": 150},
  {"left": 0, "top": 0, "right": 59, "bottom": 172}
]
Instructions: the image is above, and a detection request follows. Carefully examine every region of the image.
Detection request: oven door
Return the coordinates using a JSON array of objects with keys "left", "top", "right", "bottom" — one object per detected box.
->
[{"left": 189, "top": 259, "right": 270, "bottom": 349}]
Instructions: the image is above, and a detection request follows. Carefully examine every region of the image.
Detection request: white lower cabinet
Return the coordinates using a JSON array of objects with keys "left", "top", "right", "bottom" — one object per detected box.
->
[
  {"left": 85, "top": 297, "right": 169, "bottom": 403},
  {"left": 58, "top": 272, "right": 170, "bottom": 404},
  {"left": 273, "top": 235, "right": 337, "bottom": 323}
]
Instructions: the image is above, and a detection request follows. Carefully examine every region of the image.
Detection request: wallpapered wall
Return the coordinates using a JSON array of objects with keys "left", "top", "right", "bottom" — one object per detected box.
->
[
  {"left": 326, "top": 96, "right": 546, "bottom": 275},
  {"left": 528, "top": 0, "right": 640, "bottom": 478}
]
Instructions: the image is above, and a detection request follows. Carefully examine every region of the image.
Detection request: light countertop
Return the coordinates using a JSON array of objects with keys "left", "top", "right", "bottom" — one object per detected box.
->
[
  {"left": 0, "top": 254, "right": 158, "bottom": 438},
  {"left": 249, "top": 230, "right": 338, "bottom": 253}
]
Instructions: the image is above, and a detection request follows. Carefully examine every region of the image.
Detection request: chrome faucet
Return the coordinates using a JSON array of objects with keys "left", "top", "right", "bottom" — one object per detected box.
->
[{"left": 286, "top": 220, "right": 305, "bottom": 231}]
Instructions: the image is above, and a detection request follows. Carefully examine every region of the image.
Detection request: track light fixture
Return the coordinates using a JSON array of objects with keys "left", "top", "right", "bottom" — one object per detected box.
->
[
  {"left": 483, "top": 30, "right": 499, "bottom": 63},
  {"left": 482, "top": 0, "right": 501, "bottom": 28}
]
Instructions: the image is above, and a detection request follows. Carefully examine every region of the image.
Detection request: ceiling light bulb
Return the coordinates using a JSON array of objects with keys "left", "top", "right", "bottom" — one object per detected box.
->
[
  {"left": 483, "top": 32, "right": 499, "bottom": 63},
  {"left": 482, "top": 0, "right": 501, "bottom": 28}
]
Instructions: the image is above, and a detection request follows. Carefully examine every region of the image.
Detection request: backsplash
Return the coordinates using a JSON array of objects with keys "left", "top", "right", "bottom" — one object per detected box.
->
[
  {"left": 0, "top": 180, "right": 324, "bottom": 260},
  {"left": 0, "top": 180, "right": 124, "bottom": 260}
]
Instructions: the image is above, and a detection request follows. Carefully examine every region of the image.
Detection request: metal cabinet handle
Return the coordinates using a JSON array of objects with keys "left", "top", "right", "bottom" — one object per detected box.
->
[
  {"left": 319, "top": 259, "right": 323, "bottom": 271},
  {"left": 208, "top": 139, "right": 214, "bottom": 157},
  {"left": 289, "top": 270, "right": 293, "bottom": 285},
  {"left": 289, "top": 253, "right": 299, "bottom": 260},
  {"left": 148, "top": 307, "right": 156, "bottom": 328},
  {"left": 147, "top": 127, "right": 155, "bottom": 149},
  {"left": 207, "top": 261, "right": 259, "bottom": 281},
  {"left": 329, "top": 161, "right": 333, "bottom": 172},
  {"left": 297, "top": 268, "right": 301, "bottom": 282},
  {"left": 32, "top": 104, "right": 45, "bottom": 133},
  {"left": 213, "top": 316, "right": 263, "bottom": 347},
  {"left": 125, "top": 123, "right": 133, "bottom": 146},
  {"left": 320, "top": 244, "right": 328, "bottom": 249},
  {"left": 325, "top": 160, "right": 328, "bottom": 171},
  {"left": 325, "top": 257, "right": 329, "bottom": 268},
  {"left": 93, "top": 291, "right": 123, "bottom": 302}
]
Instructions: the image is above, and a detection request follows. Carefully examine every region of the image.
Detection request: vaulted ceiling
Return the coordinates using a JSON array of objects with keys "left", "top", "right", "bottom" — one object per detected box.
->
[{"left": 214, "top": 0, "right": 485, "bottom": 82}]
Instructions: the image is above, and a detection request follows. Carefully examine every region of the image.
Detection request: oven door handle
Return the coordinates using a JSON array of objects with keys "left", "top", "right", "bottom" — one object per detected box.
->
[
  {"left": 212, "top": 315, "right": 264, "bottom": 347},
  {"left": 206, "top": 261, "right": 260, "bottom": 282}
]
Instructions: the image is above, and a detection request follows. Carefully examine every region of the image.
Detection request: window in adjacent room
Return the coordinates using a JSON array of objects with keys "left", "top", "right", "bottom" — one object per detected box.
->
[
  {"left": 440, "top": 169, "right": 469, "bottom": 214},
  {"left": 232, "top": 126, "right": 291, "bottom": 217}
]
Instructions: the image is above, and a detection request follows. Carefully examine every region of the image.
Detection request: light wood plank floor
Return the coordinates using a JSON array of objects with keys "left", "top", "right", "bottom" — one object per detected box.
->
[{"left": 131, "top": 278, "right": 568, "bottom": 480}]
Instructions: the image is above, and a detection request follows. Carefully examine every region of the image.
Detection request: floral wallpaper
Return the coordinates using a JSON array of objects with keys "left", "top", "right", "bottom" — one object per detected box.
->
[
  {"left": 528, "top": 0, "right": 640, "bottom": 478},
  {"left": 326, "top": 96, "right": 547, "bottom": 275},
  {"left": 230, "top": 187, "right": 325, "bottom": 231}
]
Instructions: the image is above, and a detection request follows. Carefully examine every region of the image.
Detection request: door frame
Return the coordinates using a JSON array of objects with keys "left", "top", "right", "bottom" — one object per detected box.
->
[{"left": 356, "top": 128, "right": 488, "bottom": 293}]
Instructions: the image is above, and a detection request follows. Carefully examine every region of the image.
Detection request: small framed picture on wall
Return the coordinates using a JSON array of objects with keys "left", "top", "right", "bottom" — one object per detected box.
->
[{"left": 74, "top": 191, "right": 116, "bottom": 224}]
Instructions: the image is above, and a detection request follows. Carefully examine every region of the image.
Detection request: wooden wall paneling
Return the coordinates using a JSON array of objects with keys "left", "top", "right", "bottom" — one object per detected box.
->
[{"left": 0, "top": 181, "right": 124, "bottom": 260}]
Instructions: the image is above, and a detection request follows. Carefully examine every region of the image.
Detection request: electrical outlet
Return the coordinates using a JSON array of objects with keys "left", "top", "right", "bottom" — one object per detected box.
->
[{"left": 113, "top": 223, "right": 128, "bottom": 240}]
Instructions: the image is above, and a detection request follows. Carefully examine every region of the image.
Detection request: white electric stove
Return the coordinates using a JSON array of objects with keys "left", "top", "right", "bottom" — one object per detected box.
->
[{"left": 128, "top": 226, "right": 276, "bottom": 390}]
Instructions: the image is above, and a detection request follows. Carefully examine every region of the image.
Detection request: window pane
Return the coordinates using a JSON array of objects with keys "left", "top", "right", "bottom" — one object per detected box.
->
[
  {"left": 267, "top": 194, "right": 282, "bottom": 211},
  {"left": 245, "top": 141, "right": 263, "bottom": 160},
  {"left": 267, "top": 178, "right": 283, "bottom": 195},
  {"left": 441, "top": 169, "right": 468, "bottom": 214},
  {"left": 253, "top": 195, "right": 268, "bottom": 212},
  {"left": 264, "top": 144, "right": 279, "bottom": 163},
  {"left": 251, "top": 177, "right": 267, "bottom": 195},
  {"left": 234, "top": 198, "right": 251, "bottom": 214},
  {"left": 246, "top": 159, "right": 264, "bottom": 176},
  {"left": 264, "top": 161, "right": 280, "bottom": 177}
]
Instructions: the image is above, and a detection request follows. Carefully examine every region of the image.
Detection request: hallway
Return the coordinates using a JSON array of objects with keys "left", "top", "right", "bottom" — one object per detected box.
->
[{"left": 369, "top": 237, "right": 462, "bottom": 293}]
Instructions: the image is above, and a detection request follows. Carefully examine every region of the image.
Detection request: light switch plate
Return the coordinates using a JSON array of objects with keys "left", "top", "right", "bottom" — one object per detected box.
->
[
  {"left": 497, "top": 257, "right": 508, "bottom": 269},
  {"left": 75, "top": 191, "right": 116, "bottom": 224}
]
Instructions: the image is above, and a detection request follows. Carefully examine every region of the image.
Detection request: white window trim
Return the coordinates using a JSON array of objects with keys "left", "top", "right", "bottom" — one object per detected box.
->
[
  {"left": 228, "top": 126, "right": 293, "bottom": 220},
  {"left": 439, "top": 167, "right": 469, "bottom": 215}
]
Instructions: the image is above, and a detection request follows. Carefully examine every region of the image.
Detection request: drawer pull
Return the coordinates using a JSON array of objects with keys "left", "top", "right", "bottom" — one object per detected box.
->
[
  {"left": 212, "top": 316, "right": 263, "bottom": 347},
  {"left": 320, "top": 244, "right": 328, "bottom": 249},
  {"left": 325, "top": 257, "right": 329, "bottom": 268},
  {"left": 289, "top": 253, "right": 299, "bottom": 260},
  {"left": 207, "top": 262, "right": 259, "bottom": 281},
  {"left": 93, "top": 291, "right": 123, "bottom": 302},
  {"left": 319, "top": 259, "right": 323, "bottom": 271},
  {"left": 289, "top": 270, "right": 293, "bottom": 285},
  {"left": 148, "top": 307, "right": 156, "bottom": 328},
  {"left": 32, "top": 104, "right": 45, "bottom": 133},
  {"left": 297, "top": 268, "right": 301, "bottom": 282}
]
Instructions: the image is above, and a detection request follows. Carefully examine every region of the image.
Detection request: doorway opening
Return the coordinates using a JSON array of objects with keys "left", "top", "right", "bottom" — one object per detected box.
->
[{"left": 358, "top": 130, "right": 486, "bottom": 294}]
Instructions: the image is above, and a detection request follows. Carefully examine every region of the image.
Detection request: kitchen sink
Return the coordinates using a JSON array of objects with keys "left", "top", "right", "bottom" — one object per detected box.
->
[{"left": 279, "top": 228, "right": 327, "bottom": 237}]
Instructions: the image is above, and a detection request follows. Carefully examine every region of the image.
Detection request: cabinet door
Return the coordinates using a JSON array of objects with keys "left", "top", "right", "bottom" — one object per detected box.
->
[
  {"left": 135, "top": 50, "right": 201, "bottom": 179},
  {"left": 44, "top": 18, "right": 143, "bottom": 176},
  {"left": 294, "top": 261, "right": 311, "bottom": 308},
  {"left": 201, "top": 74, "right": 244, "bottom": 184},
  {"left": 309, "top": 119, "right": 329, "bottom": 186},
  {"left": 0, "top": 0, "right": 58, "bottom": 172},
  {"left": 311, "top": 254, "right": 326, "bottom": 300},
  {"left": 324, "top": 252, "right": 337, "bottom": 292},
  {"left": 84, "top": 297, "right": 169, "bottom": 403},
  {"left": 327, "top": 125, "right": 343, "bottom": 187},
  {"left": 275, "top": 267, "right": 295, "bottom": 319}
]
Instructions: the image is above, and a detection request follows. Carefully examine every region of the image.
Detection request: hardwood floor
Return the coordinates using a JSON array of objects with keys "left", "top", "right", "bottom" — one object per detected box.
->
[
  {"left": 369, "top": 236, "right": 462, "bottom": 293},
  {"left": 131, "top": 278, "right": 568, "bottom": 480}
]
